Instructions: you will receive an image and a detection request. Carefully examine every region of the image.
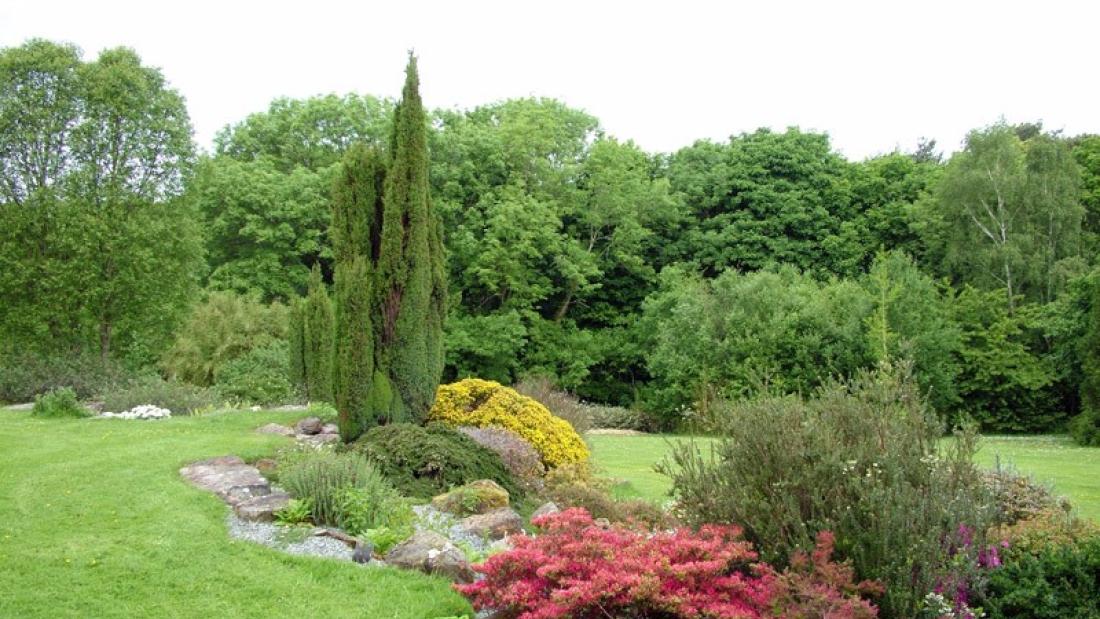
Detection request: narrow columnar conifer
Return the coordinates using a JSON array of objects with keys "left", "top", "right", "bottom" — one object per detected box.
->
[
  {"left": 287, "top": 297, "right": 307, "bottom": 394},
  {"left": 331, "top": 54, "right": 446, "bottom": 440},
  {"left": 303, "top": 264, "right": 335, "bottom": 402}
]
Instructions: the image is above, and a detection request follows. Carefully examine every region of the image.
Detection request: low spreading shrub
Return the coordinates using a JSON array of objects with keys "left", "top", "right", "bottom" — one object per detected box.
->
[
  {"left": 274, "top": 498, "right": 313, "bottom": 525},
  {"left": 101, "top": 376, "right": 222, "bottom": 415},
  {"left": 353, "top": 423, "right": 521, "bottom": 499},
  {"left": 990, "top": 508, "right": 1100, "bottom": 557},
  {"left": 541, "top": 461, "right": 674, "bottom": 528},
  {"left": 586, "top": 404, "right": 652, "bottom": 431},
  {"left": 457, "top": 426, "right": 545, "bottom": 488},
  {"left": 0, "top": 351, "right": 133, "bottom": 403},
  {"left": 31, "top": 387, "right": 87, "bottom": 418},
  {"left": 661, "top": 364, "right": 995, "bottom": 617},
  {"left": 276, "top": 448, "right": 381, "bottom": 527},
  {"left": 984, "top": 535, "right": 1100, "bottom": 618},
  {"left": 983, "top": 466, "right": 1067, "bottom": 524},
  {"left": 513, "top": 376, "right": 592, "bottom": 434},
  {"left": 214, "top": 341, "right": 294, "bottom": 404},
  {"left": 456, "top": 508, "right": 880, "bottom": 619},
  {"left": 430, "top": 378, "right": 588, "bottom": 468}
]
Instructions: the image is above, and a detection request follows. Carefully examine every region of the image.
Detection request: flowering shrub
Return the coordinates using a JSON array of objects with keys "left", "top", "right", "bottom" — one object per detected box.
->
[
  {"left": 430, "top": 378, "right": 588, "bottom": 467},
  {"left": 455, "top": 508, "right": 879, "bottom": 619},
  {"left": 456, "top": 426, "right": 545, "bottom": 487},
  {"left": 771, "top": 531, "right": 883, "bottom": 618},
  {"left": 982, "top": 467, "right": 1066, "bottom": 524},
  {"left": 991, "top": 508, "right": 1100, "bottom": 556}
]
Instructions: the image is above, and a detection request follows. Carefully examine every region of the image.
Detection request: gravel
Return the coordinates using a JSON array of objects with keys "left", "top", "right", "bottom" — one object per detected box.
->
[
  {"left": 226, "top": 515, "right": 356, "bottom": 561},
  {"left": 412, "top": 504, "right": 490, "bottom": 553}
]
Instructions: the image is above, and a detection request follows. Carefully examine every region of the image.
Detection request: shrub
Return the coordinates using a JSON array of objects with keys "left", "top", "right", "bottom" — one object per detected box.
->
[
  {"left": 353, "top": 423, "right": 521, "bottom": 499},
  {"left": 214, "top": 342, "right": 294, "bottom": 404},
  {"left": 337, "top": 481, "right": 414, "bottom": 537},
  {"left": 985, "top": 535, "right": 1100, "bottom": 618},
  {"left": 456, "top": 426, "right": 545, "bottom": 488},
  {"left": 101, "top": 376, "right": 222, "bottom": 415},
  {"left": 31, "top": 387, "right": 87, "bottom": 418},
  {"left": 455, "top": 508, "right": 879, "bottom": 619},
  {"left": 430, "top": 378, "right": 588, "bottom": 468},
  {"left": 542, "top": 461, "right": 674, "bottom": 528},
  {"left": 0, "top": 351, "right": 133, "bottom": 403},
  {"left": 276, "top": 448, "right": 380, "bottom": 527},
  {"left": 991, "top": 509, "right": 1100, "bottom": 557},
  {"left": 983, "top": 466, "right": 1067, "bottom": 524},
  {"left": 586, "top": 404, "right": 652, "bottom": 431},
  {"left": 1068, "top": 408, "right": 1100, "bottom": 446},
  {"left": 161, "top": 291, "right": 287, "bottom": 387},
  {"left": 274, "top": 498, "right": 313, "bottom": 525},
  {"left": 513, "top": 376, "right": 591, "bottom": 434},
  {"left": 661, "top": 364, "right": 995, "bottom": 617}
]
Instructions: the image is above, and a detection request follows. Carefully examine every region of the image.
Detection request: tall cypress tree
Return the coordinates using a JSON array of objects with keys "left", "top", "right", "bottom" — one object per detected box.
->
[
  {"left": 287, "top": 297, "right": 307, "bottom": 395},
  {"left": 332, "top": 54, "right": 446, "bottom": 440},
  {"left": 303, "top": 263, "right": 335, "bottom": 402}
]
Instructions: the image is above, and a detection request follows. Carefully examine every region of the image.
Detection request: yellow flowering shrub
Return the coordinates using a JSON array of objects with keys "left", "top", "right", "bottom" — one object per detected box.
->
[{"left": 429, "top": 378, "right": 589, "bottom": 468}]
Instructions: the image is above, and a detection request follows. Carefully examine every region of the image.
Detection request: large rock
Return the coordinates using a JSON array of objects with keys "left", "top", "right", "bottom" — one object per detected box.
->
[
  {"left": 180, "top": 456, "right": 271, "bottom": 504},
  {"left": 530, "top": 501, "right": 560, "bottom": 521},
  {"left": 384, "top": 530, "right": 474, "bottom": 583},
  {"left": 256, "top": 423, "right": 295, "bottom": 437},
  {"left": 431, "top": 479, "right": 510, "bottom": 516},
  {"left": 458, "top": 507, "right": 523, "bottom": 541},
  {"left": 320, "top": 423, "right": 339, "bottom": 435},
  {"left": 295, "top": 417, "right": 323, "bottom": 435},
  {"left": 297, "top": 433, "right": 340, "bottom": 449},
  {"left": 234, "top": 492, "right": 291, "bottom": 522}
]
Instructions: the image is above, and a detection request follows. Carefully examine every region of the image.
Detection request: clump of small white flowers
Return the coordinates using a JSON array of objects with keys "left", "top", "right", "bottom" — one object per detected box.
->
[{"left": 100, "top": 404, "right": 172, "bottom": 420}]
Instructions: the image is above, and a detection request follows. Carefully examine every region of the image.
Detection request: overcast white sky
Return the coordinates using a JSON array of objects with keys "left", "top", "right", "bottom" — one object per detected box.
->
[{"left": 2, "top": 0, "right": 1097, "bottom": 160}]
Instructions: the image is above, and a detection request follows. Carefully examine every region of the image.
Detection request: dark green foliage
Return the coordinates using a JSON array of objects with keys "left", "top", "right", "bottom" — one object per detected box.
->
[
  {"left": 986, "top": 537, "right": 1100, "bottom": 618},
  {"left": 1069, "top": 409, "right": 1100, "bottom": 446},
  {"left": 1076, "top": 273, "right": 1100, "bottom": 445},
  {"left": 286, "top": 298, "right": 306, "bottom": 394},
  {"left": 214, "top": 342, "right": 293, "bottom": 404},
  {"left": 101, "top": 376, "right": 222, "bottom": 415},
  {"left": 302, "top": 265, "right": 334, "bottom": 402},
  {"left": 0, "top": 351, "right": 133, "bottom": 403},
  {"left": 661, "top": 366, "right": 995, "bottom": 617},
  {"left": 352, "top": 423, "right": 520, "bottom": 499},
  {"left": 331, "top": 55, "right": 446, "bottom": 438},
  {"left": 31, "top": 387, "right": 87, "bottom": 418}
]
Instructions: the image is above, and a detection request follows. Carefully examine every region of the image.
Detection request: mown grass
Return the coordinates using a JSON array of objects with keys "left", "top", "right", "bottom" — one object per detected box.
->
[
  {"left": 0, "top": 408, "right": 472, "bottom": 618},
  {"left": 589, "top": 433, "right": 1100, "bottom": 521}
]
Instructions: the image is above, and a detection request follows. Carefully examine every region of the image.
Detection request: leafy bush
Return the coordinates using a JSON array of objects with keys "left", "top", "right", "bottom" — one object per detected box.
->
[
  {"left": 985, "top": 535, "right": 1100, "bottom": 618},
  {"left": 101, "top": 376, "right": 223, "bottom": 415},
  {"left": 337, "top": 482, "right": 413, "bottom": 538},
  {"left": 586, "top": 404, "right": 652, "bottom": 431},
  {"left": 983, "top": 466, "right": 1067, "bottom": 524},
  {"left": 541, "top": 461, "right": 674, "bottom": 528},
  {"left": 276, "top": 448, "right": 381, "bottom": 527},
  {"left": 274, "top": 498, "right": 313, "bottom": 525},
  {"left": 513, "top": 376, "right": 591, "bottom": 434},
  {"left": 991, "top": 509, "right": 1100, "bottom": 557},
  {"left": 1069, "top": 408, "right": 1100, "bottom": 446},
  {"left": 31, "top": 387, "right": 87, "bottom": 418},
  {"left": 0, "top": 351, "right": 133, "bottom": 403},
  {"left": 661, "top": 365, "right": 995, "bottom": 617},
  {"left": 161, "top": 291, "right": 287, "bottom": 387},
  {"left": 430, "top": 378, "right": 589, "bottom": 467},
  {"left": 214, "top": 341, "right": 294, "bottom": 404},
  {"left": 353, "top": 423, "right": 521, "bottom": 499},
  {"left": 456, "top": 426, "right": 545, "bottom": 488},
  {"left": 456, "top": 508, "right": 879, "bottom": 619}
]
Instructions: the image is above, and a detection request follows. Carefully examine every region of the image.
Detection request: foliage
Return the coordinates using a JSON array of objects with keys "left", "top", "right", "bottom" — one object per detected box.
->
[
  {"left": 352, "top": 423, "right": 521, "bottom": 499},
  {"left": 0, "top": 351, "right": 133, "bottom": 402},
  {"left": 991, "top": 508, "right": 1099, "bottom": 557},
  {"left": 101, "top": 375, "right": 222, "bottom": 415},
  {"left": 0, "top": 40, "right": 201, "bottom": 364},
  {"left": 274, "top": 498, "right": 313, "bottom": 525},
  {"left": 301, "top": 265, "right": 334, "bottom": 402},
  {"left": 456, "top": 508, "right": 879, "bottom": 619},
  {"left": 363, "top": 526, "right": 412, "bottom": 555},
  {"left": 770, "top": 531, "right": 884, "bottom": 619},
  {"left": 985, "top": 535, "right": 1100, "bottom": 618},
  {"left": 456, "top": 426, "right": 545, "bottom": 489},
  {"left": 1075, "top": 271, "right": 1100, "bottom": 445},
  {"left": 430, "top": 378, "right": 589, "bottom": 467},
  {"left": 213, "top": 341, "right": 293, "bottom": 404},
  {"left": 541, "top": 461, "right": 673, "bottom": 528},
  {"left": 1069, "top": 408, "right": 1100, "bottom": 446},
  {"left": 31, "top": 387, "right": 87, "bottom": 418},
  {"left": 983, "top": 466, "right": 1067, "bottom": 525},
  {"left": 640, "top": 265, "right": 872, "bottom": 423},
  {"left": 586, "top": 404, "right": 652, "bottom": 431},
  {"left": 513, "top": 376, "right": 592, "bottom": 434},
  {"left": 275, "top": 447, "right": 380, "bottom": 527},
  {"left": 337, "top": 481, "right": 414, "bottom": 538},
  {"left": 161, "top": 291, "right": 288, "bottom": 387},
  {"left": 661, "top": 365, "right": 995, "bottom": 617}
]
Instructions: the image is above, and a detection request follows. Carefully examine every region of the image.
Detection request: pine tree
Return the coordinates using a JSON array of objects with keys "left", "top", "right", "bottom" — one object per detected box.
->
[
  {"left": 303, "top": 264, "right": 335, "bottom": 402},
  {"left": 331, "top": 54, "right": 446, "bottom": 440}
]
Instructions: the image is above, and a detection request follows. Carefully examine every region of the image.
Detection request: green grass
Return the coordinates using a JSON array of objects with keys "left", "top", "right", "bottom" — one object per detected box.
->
[
  {"left": 0, "top": 408, "right": 472, "bottom": 618},
  {"left": 589, "top": 433, "right": 1100, "bottom": 521}
]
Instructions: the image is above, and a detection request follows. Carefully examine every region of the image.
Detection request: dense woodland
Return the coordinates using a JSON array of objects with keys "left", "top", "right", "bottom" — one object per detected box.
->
[{"left": 4, "top": 39, "right": 1100, "bottom": 437}]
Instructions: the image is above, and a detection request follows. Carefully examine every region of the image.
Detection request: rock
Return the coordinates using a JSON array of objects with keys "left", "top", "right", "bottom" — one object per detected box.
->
[
  {"left": 530, "top": 501, "right": 560, "bottom": 521},
  {"left": 5, "top": 402, "right": 34, "bottom": 411},
  {"left": 385, "top": 530, "right": 474, "bottom": 583},
  {"left": 234, "top": 492, "right": 291, "bottom": 522},
  {"left": 256, "top": 423, "right": 295, "bottom": 437},
  {"left": 594, "top": 518, "right": 611, "bottom": 529},
  {"left": 295, "top": 417, "right": 323, "bottom": 435},
  {"left": 267, "top": 404, "right": 309, "bottom": 412},
  {"left": 253, "top": 458, "right": 278, "bottom": 475},
  {"left": 431, "top": 479, "right": 510, "bottom": 516},
  {"left": 297, "top": 433, "right": 340, "bottom": 448},
  {"left": 223, "top": 483, "right": 272, "bottom": 506},
  {"left": 320, "top": 423, "right": 339, "bottom": 435},
  {"left": 458, "top": 507, "right": 523, "bottom": 541},
  {"left": 313, "top": 528, "right": 360, "bottom": 547},
  {"left": 180, "top": 456, "right": 270, "bottom": 502},
  {"left": 352, "top": 540, "right": 373, "bottom": 564}
]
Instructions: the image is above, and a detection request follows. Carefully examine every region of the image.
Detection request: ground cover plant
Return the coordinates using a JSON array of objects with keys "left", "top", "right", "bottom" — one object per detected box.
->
[{"left": 0, "top": 408, "right": 471, "bottom": 618}]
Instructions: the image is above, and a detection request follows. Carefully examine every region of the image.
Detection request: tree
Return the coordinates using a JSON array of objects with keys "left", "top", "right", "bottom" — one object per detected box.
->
[
  {"left": 287, "top": 298, "right": 306, "bottom": 394},
  {"left": 0, "top": 40, "right": 201, "bottom": 363},
  {"left": 302, "top": 264, "right": 334, "bottom": 402},
  {"left": 1073, "top": 272, "right": 1100, "bottom": 445},
  {"left": 332, "top": 54, "right": 446, "bottom": 439},
  {"left": 922, "top": 123, "right": 1083, "bottom": 309}
]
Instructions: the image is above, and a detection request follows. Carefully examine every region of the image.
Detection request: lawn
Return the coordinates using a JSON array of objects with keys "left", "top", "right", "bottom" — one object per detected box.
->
[
  {"left": 0, "top": 408, "right": 471, "bottom": 619},
  {"left": 588, "top": 433, "right": 1100, "bottom": 521}
]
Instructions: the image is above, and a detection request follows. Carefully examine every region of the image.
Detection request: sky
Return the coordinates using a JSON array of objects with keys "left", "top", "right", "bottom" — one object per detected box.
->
[{"left": 2, "top": 0, "right": 1098, "bottom": 160}]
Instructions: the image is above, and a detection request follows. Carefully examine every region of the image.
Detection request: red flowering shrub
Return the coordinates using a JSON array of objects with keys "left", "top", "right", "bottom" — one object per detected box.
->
[
  {"left": 455, "top": 508, "right": 879, "bottom": 619},
  {"left": 769, "top": 531, "right": 883, "bottom": 618}
]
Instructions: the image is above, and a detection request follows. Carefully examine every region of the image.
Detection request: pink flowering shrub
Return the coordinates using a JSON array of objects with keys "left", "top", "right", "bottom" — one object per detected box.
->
[{"left": 455, "top": 508, "right": 879, "bottom": 619}]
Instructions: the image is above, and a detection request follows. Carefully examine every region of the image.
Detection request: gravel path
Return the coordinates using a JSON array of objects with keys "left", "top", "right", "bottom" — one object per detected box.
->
[{"left": 226, "top": 515, "right": 356, "bottom": 561}]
